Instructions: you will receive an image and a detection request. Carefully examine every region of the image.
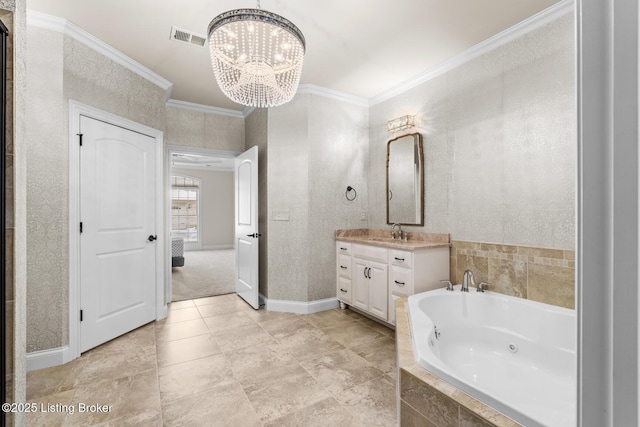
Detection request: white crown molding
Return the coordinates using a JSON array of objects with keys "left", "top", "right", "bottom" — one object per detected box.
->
[
  {"left": 369, "top": 0, "right": 574, "bottom": 106},
  {"left": 297, "top": 84, "right": 369, "bottom": 108},
  {"left": 26, "top": 10, "right": 173, "bottom": 94},
  {"left": 166, "top": 99, "right": 245, "bottom": 119}
]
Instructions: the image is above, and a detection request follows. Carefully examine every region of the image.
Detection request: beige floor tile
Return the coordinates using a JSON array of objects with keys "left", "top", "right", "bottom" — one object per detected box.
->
[
  {"left": 302, "top": 309, "right": 359, "bottom": 329},
  {"left": 26, "top": 297, "right": 400, "bottom": 427},
  {"left": 157, "top": 334, "right": 222, "bottom": 367},
  {"left": 351, "top": 336, "right": 397, "bottom": 374},
  {"left": 197, "top": 299, "right": 254, "bottom": 317},
  {"left": 264, "top": 397, "right": 364, "bottom": 427},
  {"left": 93, "top": 409, "right": 162, "bottom": 427},
  {"left": 159, "top": 353, "right": 235, "bottom": 403},
  {"left": 203, "top": 310, "right": 257, "bottom": 334},
  {"left": 167, "top": 300, "right": 196, "bottom": 310},
  {"left": 76, "top": 333, "right": 158, "bottom": 386},
  {"left": 243, "top": 366, "right": 331, "bottom": 423},
  {"left": 260, "top": 315, "right": 316, "bottom": 339},
  {"left": 155, "top": 317, "right": 210, "bottom": 342},
  {"left": 27, "top": 359, "right": 87, "bottom": 400},
  {"left": 322, "top": 321, "right": 389, "bottom": 350},
  {"left": 64, "top": 369, "right": 161, "bottom": 426},
  {"left": 300, "top": 348, "right": 385, "bottom": 394},
  {"left": 227, "top": 342, "right": 299, "bottom": 387},
  {"left": 193, "top": 293, "right": 237, "bottom": 307},
  {"left": 336, "top": 376, "right": 397, "bottom": 427},
  {"left": 212, "top": 323, "right": 276, "bottom": 353},
  {"left": 163, "top": 386, "right": 261, "bottom": 427},
  {"left": 275, "top": 328, "right": 344, "bottom": 361},
  {"left": 359, "top": 316, "right": 396, "bottom": 338},
  {"left": 25, "top": 389, "right": 75, "bottom": 426},
  {"left": 244, "top": 308, "right": 299, "bottom": 324},
  {"left": 165, "top": 306, "right": 203, "bottom": 324}
]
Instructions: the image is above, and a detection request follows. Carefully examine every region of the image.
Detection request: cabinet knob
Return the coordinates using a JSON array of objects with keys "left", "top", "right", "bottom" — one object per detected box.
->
[
  {"left": 340, "top": 288, "right": 348, "bottom": 293},
  {"left": 394, "top": 257, "right": 405, "bottom": 262},
  {"left": 340, "top": 265, "right": 347, "bottom": 269},
  {"left": 394, "top": 280, "right": 405, "bottom": 286}
]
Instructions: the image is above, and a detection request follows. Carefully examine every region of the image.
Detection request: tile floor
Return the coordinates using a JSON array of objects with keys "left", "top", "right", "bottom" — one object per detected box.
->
[{"left": 26, "top": 294, "right": 398, "bottom": 426}]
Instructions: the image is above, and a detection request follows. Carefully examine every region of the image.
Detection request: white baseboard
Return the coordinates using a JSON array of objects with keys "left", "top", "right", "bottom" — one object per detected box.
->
[
  {"left": 261, "top": 296, "right": 339, "bottom": 314},
  {"left": 27, "top": 346, "right": 74, "bottom": 371}
]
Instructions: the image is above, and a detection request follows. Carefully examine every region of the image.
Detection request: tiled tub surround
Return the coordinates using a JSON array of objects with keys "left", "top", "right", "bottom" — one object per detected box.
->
[
  {"left": 406, "top": 289, "right": 575, "bottom": 426},
  {"left": 396, "top": 298, "right": 523, "bottom": 427},
  {"left": 450, "top": 240, "right": 575, "bottom": 309}
]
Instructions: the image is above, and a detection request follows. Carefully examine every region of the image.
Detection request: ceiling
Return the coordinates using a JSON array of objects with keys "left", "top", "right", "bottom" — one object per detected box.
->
[{"left": 27, "top": 0, "right": 564, "bottom": 112}]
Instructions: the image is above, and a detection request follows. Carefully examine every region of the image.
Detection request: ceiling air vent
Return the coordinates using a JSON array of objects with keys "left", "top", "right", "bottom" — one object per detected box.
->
[{"left": 170, "top": 26, "right": 207, "bottom": 48}]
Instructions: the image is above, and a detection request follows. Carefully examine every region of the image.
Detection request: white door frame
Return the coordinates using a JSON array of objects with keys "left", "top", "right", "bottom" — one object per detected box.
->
[
  {"left": 165, "top": 145, "right": 240, "bottom": 303},
  {"left": 68, "top": 100, "right": 165, "bottom": 362}
]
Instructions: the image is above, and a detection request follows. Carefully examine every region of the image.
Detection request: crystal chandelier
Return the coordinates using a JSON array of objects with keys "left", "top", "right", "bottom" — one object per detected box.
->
[{"left": 207, "top": 1, "right": 306, "bottom": 108}]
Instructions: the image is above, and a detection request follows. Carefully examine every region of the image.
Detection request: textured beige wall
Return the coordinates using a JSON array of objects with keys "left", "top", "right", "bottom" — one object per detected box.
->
[
  {"left": 172, "top": 168, "right": 234, "bottom": 247},
  {"left": 25, "top": 27, "right": 168, "bottom": 353},
  {"left": 266, "top": 94, "right": 369, "bottom": 302},
  {"left": 369, "top": 13, "right": 576, "bottom": 251},
  {"left": 166, "top": 106, "right": 244, "bottom": 152}
]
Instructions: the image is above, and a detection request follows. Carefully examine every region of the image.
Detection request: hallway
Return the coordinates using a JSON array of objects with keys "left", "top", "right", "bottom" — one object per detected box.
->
[{"left": 26, "top": 294, "right": 397, "bottom": 426}]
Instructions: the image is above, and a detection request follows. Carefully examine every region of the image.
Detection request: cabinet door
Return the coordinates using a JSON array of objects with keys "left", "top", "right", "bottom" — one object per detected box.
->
[
  {"left": 352, "top": 259, "right": 369, "bottom": 311},
  {"left": 368, "top": 260, "right": 388, "bottom": 320}
]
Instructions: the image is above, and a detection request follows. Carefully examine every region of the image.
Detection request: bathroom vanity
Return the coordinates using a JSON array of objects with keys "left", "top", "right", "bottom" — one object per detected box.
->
[{"left": 335, "top": 229, "right": 450, "bottom": 325}]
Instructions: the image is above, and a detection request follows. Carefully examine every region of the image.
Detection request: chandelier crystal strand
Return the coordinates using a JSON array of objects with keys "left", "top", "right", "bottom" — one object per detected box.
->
[{"left": 207, "top": 8, "right": 305, "bottom": 108}]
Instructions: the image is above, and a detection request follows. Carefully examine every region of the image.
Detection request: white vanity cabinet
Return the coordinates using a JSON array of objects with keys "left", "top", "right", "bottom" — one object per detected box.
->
[
  {"left": 336, "top": 240, "right": 450, "bottom": 325},
  {"left": 352, "top": 244, "right": 388, "bottom": 320}
]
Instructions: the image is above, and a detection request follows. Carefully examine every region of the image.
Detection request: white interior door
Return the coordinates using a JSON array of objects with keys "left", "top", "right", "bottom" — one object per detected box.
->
[
  {"left": 235, "top": 146, "right": 259, "bottom": 309},
  {"left": 80, "top": 116, "right": 157, "bottom": 352}
]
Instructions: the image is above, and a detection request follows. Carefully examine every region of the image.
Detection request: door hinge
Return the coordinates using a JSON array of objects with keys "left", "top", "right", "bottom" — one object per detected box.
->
[
  {"left": 80, "top": 222, "right": 83, "bottom": 233},
  {"left": 80, "top": 310, "right": 83, "bottom": 322},
  {"left": 77, "top": 133, "right": 83, "bottom": 146}
]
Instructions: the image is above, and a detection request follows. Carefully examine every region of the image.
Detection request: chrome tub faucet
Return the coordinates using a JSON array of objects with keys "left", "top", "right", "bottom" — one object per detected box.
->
[{"left": 461, "top": 269, "right": 476, "bottom": 292}]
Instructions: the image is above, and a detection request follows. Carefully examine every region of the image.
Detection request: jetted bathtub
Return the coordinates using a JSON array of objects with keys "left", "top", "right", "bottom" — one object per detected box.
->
[{"left": 407, "top": 286, "right": 576, "bottom": 427}]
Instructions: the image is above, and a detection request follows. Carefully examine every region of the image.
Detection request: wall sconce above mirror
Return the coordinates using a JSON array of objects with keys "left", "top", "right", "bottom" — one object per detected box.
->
[
  {"left": 386, "top": 133, "right": 424, "bottom": 226},
  {"left": 387, "top": 115, "right": 415, "bottom": 132}
]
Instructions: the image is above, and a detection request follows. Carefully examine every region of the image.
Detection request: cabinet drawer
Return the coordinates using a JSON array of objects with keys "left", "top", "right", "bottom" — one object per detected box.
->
[
  {"left": 353, "top": 243, "right": 388, "bottom": 264},
  {"left": 390, "top": 265, "right": 412, "bottom": 296},
  {"left": 336, "top": 241, "right": 352, "bottom": 256},
  {"left": 337, "top": 277, "right": 352, "bottom": 303},
  {"left": 337, "top": 254, "right": 351, "bottom": 279},
  {"left": 390, "top": 249, "right": 412, "bottom": 268}
]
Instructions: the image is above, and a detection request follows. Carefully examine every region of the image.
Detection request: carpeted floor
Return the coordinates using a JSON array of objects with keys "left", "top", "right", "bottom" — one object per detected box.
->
[{"left": 171, "top": 249, "right": 236, "bottom": 302}]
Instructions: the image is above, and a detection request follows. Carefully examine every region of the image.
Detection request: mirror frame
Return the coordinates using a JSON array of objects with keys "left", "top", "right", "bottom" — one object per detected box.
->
[{"left": 386, "top": 132, "right": 424, "bottom": 226}]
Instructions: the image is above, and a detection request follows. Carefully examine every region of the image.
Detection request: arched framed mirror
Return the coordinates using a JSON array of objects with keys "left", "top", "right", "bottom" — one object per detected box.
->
[{"left": 386, "top": 132, "right": 424, "bottom": 226}]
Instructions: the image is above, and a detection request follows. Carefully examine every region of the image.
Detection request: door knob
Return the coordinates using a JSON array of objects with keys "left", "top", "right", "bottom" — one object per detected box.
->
[
  {"left": 246, "top": 233, "right": 262, "bottom": 238},
  {"left": 148, "top": 235, "right": 157, "bottom": 242}
]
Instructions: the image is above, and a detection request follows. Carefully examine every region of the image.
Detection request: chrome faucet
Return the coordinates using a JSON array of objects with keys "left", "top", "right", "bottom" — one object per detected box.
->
[
  {"left": 391, "top": 223, "right": 403, "bottom": 240},
  {"left": 461, "top": 269, "right": 476, "bottom": 292}
]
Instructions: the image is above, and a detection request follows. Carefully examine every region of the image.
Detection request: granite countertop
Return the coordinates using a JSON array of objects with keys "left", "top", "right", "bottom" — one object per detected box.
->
[{"left": 335, "top": 228, "right": 450, "bottom": 251}]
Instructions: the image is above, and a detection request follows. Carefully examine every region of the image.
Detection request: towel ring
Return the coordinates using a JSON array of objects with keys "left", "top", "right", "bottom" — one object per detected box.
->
[{"left": 345, "top": 186, "right": 357, "bottom": 201}]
